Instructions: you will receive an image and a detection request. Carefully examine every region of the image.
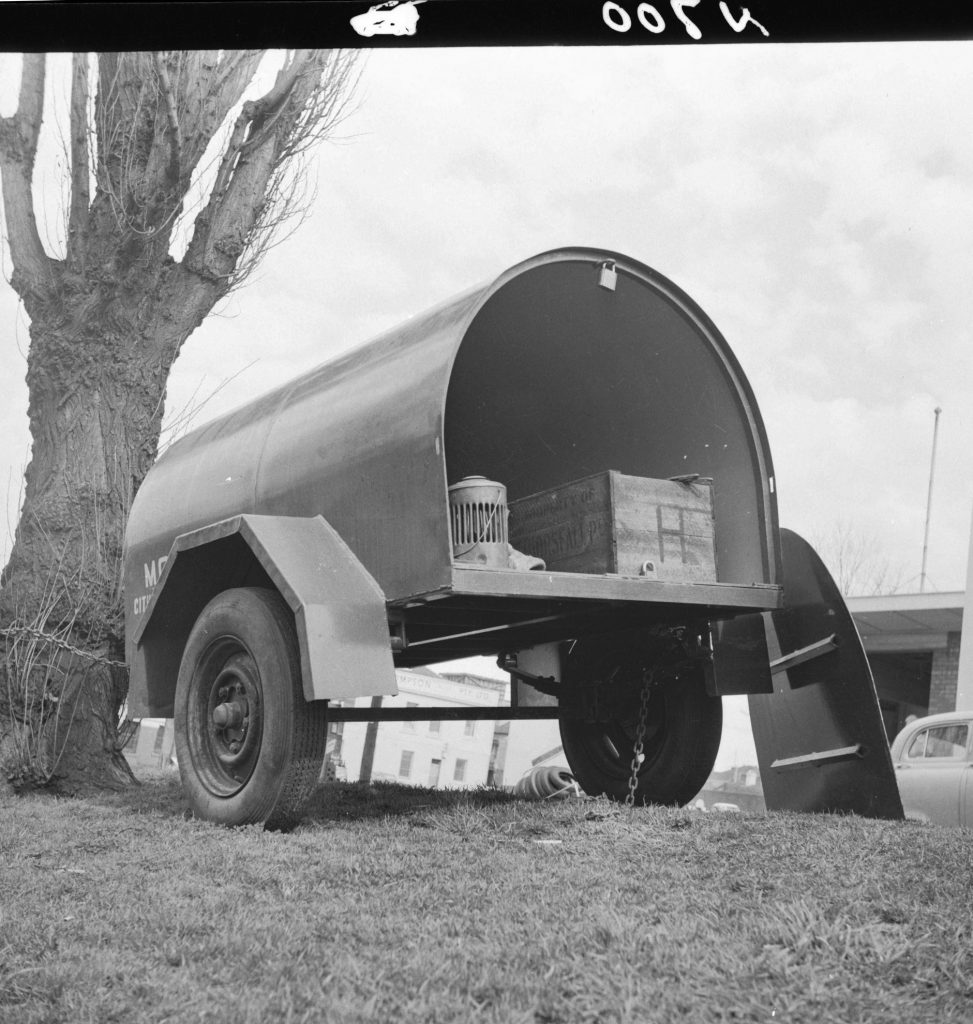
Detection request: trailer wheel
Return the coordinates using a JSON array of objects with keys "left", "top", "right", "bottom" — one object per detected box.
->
[
  {"left": 559, "top": 635, "right": 722, "bottom": 806},
  {"left": 174, "top": 587, "right": 328, "bottom": 829}
]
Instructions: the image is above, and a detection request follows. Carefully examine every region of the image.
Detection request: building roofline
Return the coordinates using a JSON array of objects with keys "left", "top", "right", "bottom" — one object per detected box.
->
[{"left": 846, "top": 591, "right": 964, "bottom": 614}]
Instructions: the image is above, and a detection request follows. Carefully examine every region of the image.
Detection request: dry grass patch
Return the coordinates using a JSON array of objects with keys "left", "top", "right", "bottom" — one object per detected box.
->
[{"left": 1, "top": 773, "right": 972, "bottom": 1023}]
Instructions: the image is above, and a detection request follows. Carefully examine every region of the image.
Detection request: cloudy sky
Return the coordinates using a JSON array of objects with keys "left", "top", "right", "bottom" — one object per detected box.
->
[{"left": 2, "top": 40, "right": 971, "bottom": 767}]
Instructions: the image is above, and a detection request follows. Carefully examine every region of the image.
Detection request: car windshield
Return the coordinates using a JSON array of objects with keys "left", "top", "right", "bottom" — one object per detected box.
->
[{"left": 907, "top": 723, "right": 970, "bottom": 760}]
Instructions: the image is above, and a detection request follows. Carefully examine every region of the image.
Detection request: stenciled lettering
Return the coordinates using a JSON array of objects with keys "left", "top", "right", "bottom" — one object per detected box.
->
[
  {"left": 657, "top": 504, "right": 688, "bottom": 564},
  {"left": 530, "top": 516, "right": 607, "bottom": 563},
  {"left": 143, "top": 555, "right": 168, "bottom": 589}
]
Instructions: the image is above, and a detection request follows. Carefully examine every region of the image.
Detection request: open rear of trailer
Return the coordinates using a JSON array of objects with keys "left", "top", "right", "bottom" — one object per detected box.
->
[{"left": 123, "top": 248, "right": 902, "bottom": 828}]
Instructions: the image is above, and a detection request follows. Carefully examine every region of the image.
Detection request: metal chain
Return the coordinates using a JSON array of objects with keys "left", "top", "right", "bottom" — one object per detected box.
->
[
  {"left": 625, "top": 668, "right": 654, "bottom": 810},
  {"left": 0, "top": 624, "right": 126, "bottom": 668}
]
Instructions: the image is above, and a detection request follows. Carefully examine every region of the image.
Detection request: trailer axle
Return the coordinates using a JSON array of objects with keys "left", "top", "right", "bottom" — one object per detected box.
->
[{"left": 326, "top": 705, "right": 569, "bottom": 722}]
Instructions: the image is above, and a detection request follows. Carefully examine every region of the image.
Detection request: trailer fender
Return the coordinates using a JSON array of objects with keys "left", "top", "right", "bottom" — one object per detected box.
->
[
  {"left": 130, "top": 514, "right": 397, "bottom": 717},
  {"left": 748, "top": 529, "right": 903, "bottom": 819}
]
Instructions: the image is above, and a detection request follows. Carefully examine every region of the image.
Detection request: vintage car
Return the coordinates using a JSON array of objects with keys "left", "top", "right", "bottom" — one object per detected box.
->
[{"left": 891, "top": 711, "right": 973, "bottom": 826}]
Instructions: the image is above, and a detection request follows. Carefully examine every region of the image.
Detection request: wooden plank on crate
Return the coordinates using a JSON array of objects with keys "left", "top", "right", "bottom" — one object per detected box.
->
[
  {"left": 612, "top": 472, "right": 717, "bottom": 581},
  {"left": 508, "top": 471, "right": 717, "bottom": 583}
]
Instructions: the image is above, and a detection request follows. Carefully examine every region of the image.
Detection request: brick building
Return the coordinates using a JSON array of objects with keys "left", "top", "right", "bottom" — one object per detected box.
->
[
  {"left": 847, "top": 591, "right": 964, "bottom": 741},
  {"left": 847, "top": 513, "right": 970, "bottom": 740}
]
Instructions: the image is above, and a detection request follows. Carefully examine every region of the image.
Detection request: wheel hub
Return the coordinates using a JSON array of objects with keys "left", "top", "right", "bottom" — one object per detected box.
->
[
  {"left": 212, "top": 700, "right": 245, "bottom": 729},
  {"left": 205, "top": 655, "right": 261, "bottom": 777}
]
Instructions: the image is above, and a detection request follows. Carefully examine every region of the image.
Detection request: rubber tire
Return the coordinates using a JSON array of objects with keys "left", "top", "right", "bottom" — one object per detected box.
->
[
  {"left": 174, "top": 587, "right": 328, "bottom": 830},
  {"left": 559, "top": 634, "right": 723, "bottom": 806}
]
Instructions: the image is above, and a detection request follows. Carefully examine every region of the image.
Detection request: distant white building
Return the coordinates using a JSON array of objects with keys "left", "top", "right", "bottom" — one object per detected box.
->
[
  {"left": 123, "top": 718, "right": 176, "bottom": 769},
  {"left": 326, "top": 668, "right": 507, "bottom": 788},
  {"left": 123, "top": 668, "right": 508, "bottom": 787}
]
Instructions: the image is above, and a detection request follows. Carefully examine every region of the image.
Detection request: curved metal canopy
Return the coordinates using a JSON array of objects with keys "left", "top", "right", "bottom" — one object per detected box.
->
[{"left": 125, "top": 247, "right": 780, "bottom": 609}]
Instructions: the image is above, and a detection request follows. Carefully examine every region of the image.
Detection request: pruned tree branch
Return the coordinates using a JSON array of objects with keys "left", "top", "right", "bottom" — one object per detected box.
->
[
  {"left": 811, "top": 519, "right": 906, "bottom": 596},
  {"left": 246, "top": 47, "right": 315, "bottom": 129},
  {"left": 92, "top": 51, "right": 265, "bottom": 250},
  {"left": 0, "top": 54, "right": 56, "bottom": 305},
  {"left": 152, "top": 52, "right": 182, "bottom": 185},
  {"left": 202, "top": 51, "right": 321, "bottom": 223},
  {"left": 67, "top": 53, "right": 91, "bottom": 272},
  {"left": 182, "top": 49, "right": 358, "bottom": 295}
]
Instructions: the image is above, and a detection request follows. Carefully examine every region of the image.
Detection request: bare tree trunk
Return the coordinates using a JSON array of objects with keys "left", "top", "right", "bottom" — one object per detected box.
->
[
  {"left": 0, "top": 50, "right": 359, "bottom": 793},
  {"left": 1, "top": 297, "right": 178, "bottom": 790}
]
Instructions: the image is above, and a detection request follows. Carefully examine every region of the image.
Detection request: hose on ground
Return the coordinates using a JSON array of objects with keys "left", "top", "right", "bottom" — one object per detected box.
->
[{"left": 513, "top": 765, "right": 582, "bottom": 800}]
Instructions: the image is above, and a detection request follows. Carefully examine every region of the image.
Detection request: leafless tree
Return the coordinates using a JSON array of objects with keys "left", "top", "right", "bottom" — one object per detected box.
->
[
  {"left": 0, "top": 51, "right": 359, "bottom": 792},
  {"left": 810, "top": 519, "right": 906, "bottom": 597}
]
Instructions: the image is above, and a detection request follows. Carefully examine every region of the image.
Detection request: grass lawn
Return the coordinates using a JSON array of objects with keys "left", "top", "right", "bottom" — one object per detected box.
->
[{"left": 1, "top": 771, "right": 972, "bottom": 1024}]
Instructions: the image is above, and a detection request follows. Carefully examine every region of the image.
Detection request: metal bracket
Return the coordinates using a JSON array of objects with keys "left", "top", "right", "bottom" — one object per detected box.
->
[
  {"left": 497, "top": 653, "right": 560, "bottom": 697},
  {"left": 770, "top": 744, "right": 865, "bottom": 771},
  {"left": 770, "top": 633, "right": 839, "bottom": 675},
  {"left": 389, "top": 618, "right": 407, "bottom": 653}
]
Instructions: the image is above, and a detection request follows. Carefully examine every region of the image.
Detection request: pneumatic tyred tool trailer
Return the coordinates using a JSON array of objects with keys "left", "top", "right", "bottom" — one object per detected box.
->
[{"left": 123, "top": 248, "right": 902, "bottom": 828}]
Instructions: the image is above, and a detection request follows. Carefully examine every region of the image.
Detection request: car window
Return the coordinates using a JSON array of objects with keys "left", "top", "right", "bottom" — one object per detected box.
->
[{"left": 907, "top": 723, "right": 970, "bottom": 760}]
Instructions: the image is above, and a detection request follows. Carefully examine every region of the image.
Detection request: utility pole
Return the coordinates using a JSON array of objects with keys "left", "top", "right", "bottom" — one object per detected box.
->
[
  {"left": 919, "top": 406, "right": 942, "bottom": 593},
  {"left": 358, "top": 695, "right": 384, "bottom": 782}
]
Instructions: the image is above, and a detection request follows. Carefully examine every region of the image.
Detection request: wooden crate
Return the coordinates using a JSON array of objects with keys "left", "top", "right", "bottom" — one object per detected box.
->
[{"left": 508, "top": 471, "right": 717, "bottom": 582}]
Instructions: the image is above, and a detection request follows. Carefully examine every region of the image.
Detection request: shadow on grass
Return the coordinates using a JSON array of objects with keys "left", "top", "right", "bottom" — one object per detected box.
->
[
  {"left": 92, "top": 768, "right": 521, "bottom": 825},
  {"left": 93, "top": 767, "right": 191, "bottom": 819},
  {"left": 305, "top": 779, "right": 520, "bottom": 822}
]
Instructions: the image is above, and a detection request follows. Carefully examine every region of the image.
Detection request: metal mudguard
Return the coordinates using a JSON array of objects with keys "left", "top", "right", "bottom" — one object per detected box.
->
[
  {"left": 130, "top": 514, "right": 397, "bottom": 717},
  {"left": 749, "top": 529, "right": 904, "bottom": 818}
]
